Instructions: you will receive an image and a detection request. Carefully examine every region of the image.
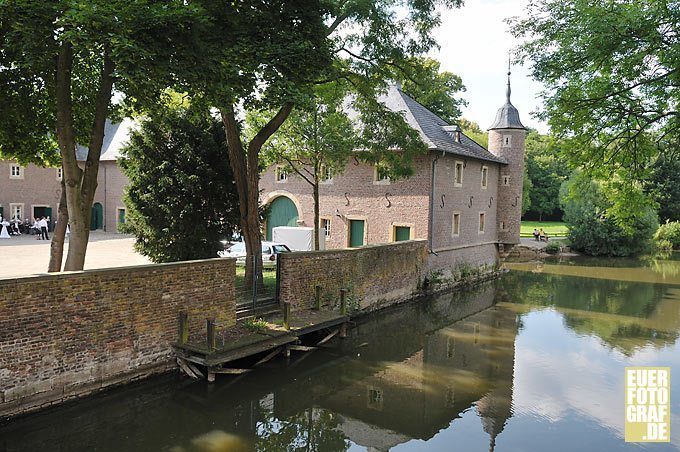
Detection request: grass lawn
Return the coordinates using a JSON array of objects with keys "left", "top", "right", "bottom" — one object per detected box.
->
[
  {"left": 520, "top": 221, "right": 569, "bottom": 237},
  {"left": 234, "top": 266, "right": 277, "bottom": 299}
]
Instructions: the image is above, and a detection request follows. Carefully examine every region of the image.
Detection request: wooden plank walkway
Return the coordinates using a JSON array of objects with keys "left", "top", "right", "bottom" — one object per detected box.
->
[{"left": 173, "top": 308, "right": 349, "bottom": 382}]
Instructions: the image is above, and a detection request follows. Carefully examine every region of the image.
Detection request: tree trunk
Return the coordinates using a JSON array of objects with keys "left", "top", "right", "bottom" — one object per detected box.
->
[
  {"left": 220, "top": 103, "right": 293, "bottom": 288},
  {"left": 48, "top": 179, "right": 69, "bottom": 272},
  {"left": 313, "top": 178, "right": 320, "bottom": 251},
  {"left": 56, "top": 43, "right": 114, "bottom": 271}
]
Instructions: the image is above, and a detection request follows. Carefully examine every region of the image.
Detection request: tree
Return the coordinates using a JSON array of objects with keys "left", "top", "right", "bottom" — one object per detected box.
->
[
  {"left": 459, "top": 119, "right": 488, "bottom": 148},
  {"left": 0, "top": 1, "right": 201, "bottom": 271},
  {"left": 396, "top": 57, "right": 467, "bottom": 124},
  {"left": 511, "top": 0, "right": 679, "bottom": 185},
  {"left": 524, "top": 131, "right": 570, "bottom": 221},
  {"left": 644, "top": 152, "right": 680, "bottom": 222},
  {"left": 560, "top": 174, "right": 658, "bottom": 257},
  {"left": 120, "top": 104, "right": 240, "bottom": 263},
  {"left": 261, "top": 80, "right": 427, "bottom": 250},
  {"left": 182, "top": 0, "right": 463, "bottom": 286}
]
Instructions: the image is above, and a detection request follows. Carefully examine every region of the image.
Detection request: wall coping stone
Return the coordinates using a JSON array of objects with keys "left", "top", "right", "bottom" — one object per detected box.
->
[
  {"left": 279, "top": 239, "right": 427, "bottom": 259},
  {"left": 0, "top": 257, "right": 235, "bottom": 284}
]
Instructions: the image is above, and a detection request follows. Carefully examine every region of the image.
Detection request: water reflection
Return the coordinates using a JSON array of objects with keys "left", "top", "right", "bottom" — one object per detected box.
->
[{"left": 1, "top": 255, "right": 680, "bottom": 451}]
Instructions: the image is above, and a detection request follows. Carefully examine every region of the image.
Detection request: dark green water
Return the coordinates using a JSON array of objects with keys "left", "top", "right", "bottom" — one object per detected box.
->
[{"left": 2, "top": 254, "right": 680, "bottom": 451}]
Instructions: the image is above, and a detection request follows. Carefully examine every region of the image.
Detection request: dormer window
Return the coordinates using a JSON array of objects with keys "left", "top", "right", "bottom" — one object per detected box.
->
[{"left": 503, "top": 135, "right": 512, "bottom": 148}]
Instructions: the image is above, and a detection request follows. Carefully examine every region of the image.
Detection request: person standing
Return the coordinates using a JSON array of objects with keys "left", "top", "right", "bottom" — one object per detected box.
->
[{"left": 40, "top": 216, "right": 49, "bottom": 240}]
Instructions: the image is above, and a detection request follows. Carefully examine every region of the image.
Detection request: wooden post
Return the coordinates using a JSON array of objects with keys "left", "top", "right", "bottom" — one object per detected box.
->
[
  {"left": 178, "top": 311, "right": 188, "bottom": 345},
  {"left": 206, "top": 318, "right": 216, "bottom": 352},
  {"left": 283, "top": 302, "right": 291, "bottom": 330},
  {"left": 340, "top": 288, "right": 347, "bottom": 315},
  {"left": 314, "top": 285, "right": 322, "bottom": 310}
]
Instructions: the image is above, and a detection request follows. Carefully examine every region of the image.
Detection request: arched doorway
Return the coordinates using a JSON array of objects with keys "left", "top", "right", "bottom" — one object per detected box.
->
[
  {"left": 91, "top": 202, "right": 103, "bottom": 230},
  {"left": 266, "top": 196, "right": 299, "bottom": 240}
]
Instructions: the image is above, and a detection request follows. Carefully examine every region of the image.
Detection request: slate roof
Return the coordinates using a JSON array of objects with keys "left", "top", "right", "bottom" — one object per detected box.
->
[
  {"left": 488, "top": 77, "right": 526, "bottom": 130},
  {"left": 380, "top": 85, "right": 507, "bottom": 164},
  {"left": 75, "top": 118, "right": 135, "bottom": 162}
]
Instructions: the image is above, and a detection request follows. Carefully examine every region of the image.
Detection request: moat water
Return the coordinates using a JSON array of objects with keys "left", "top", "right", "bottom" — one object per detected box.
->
[{"left": 2, "top": 253, "right": 680, "bottom": 451}]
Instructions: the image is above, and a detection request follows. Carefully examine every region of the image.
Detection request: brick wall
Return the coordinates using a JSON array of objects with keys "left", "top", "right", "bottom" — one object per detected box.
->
[
  {"left": 278, "top": 240, "right": 428, "bottom": 312},
  {"left": 430, "top": 153, "right": 502, "bottom": 252},
  {"left": 260, "top": 155, "right": 432, "bottom": 248},
  {"left": 0, "top": 160, "right": 61, "bottom": 223},
  {"left": 0, "top": 258, "right": 236, "bottom": 420}
]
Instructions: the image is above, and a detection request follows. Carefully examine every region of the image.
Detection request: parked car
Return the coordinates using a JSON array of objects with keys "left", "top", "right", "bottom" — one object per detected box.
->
[{"left": 218, "top": 241, "right": 291, "bottom": 268}]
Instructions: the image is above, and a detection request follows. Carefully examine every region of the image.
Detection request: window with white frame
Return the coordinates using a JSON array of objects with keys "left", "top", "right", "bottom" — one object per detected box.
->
[
  {"left": 320, "top": 165, "right": 333, "bottom": 184},
  {"left": 275, "top": 165, "right": 288, "bottom": 182},
  {"left": 57, "top": 167, "right": 63, "bottom": 181},
  {"left": 481, "top": 166, "right": 488, "bottom": 189},
  {"left": 320, "top": 217, "right": 331, "bottom": 237},
  {"left": 454, "top": 161, "right": 463, "bottom": 187},
  {"left": 479, "top": 212, "right": 486, "bottom": 234},
  {"left": 499, "top": 221, "right": 506, "bottom": 231},
  {"left": 503, "top": 135, "right": 512, "bottom": 148},
  {"left": 9, "top": 164, "right": 23, "bottom": 179},
  {"left": 502, "top": 175, "right": 510, "bottom": 186},
  {"left": 373, "top": 165, "right": 390, "bottom": 184},
  {"left": 10, "top": 203, "right": 23, "bottom": 220},
  {"left": 452, "top": 212, "right": 461, "bottom": 237}
]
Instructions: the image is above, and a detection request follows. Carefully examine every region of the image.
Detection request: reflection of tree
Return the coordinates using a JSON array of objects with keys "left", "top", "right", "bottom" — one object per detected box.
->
[
  {"left": 501, "top": 269, "right": 679, "bottom": 354},
  {"left": 255, "top": 408, "right": 349, "bottom": 452}
]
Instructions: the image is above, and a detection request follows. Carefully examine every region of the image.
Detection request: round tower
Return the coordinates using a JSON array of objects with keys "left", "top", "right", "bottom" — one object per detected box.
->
[{"left": 488, "top": 61, "right": 526, "bottom": 245}]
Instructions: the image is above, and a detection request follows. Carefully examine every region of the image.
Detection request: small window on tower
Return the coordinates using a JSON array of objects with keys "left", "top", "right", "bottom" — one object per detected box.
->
[
  {"left": 503, "top": 135, "right": 512, "bottom": 148},
  {"left": 503, "top": 175, "right": 510, "bottom": 186}
]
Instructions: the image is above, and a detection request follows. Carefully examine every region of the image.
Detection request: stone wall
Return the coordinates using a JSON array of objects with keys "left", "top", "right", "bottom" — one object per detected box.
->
[
  {"left": 426, "top": 243, "right": 500, "bottom": 289},
  {"left": 259, "top": 155, "right": 432, "bottom": 248},
  {"left": 278, "top": 240, "right": 428, "bottom": 312},
  {"left": 0, "top": 258, "right": 236, "bottom": 420}
]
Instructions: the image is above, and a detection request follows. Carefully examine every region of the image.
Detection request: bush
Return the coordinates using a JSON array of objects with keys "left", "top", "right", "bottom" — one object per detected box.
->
[
  {"left": 544, "top": 242, "right": 561, "bottom": 254},
  {"left": 655, "top": 221, "right": 680, "bottom": 249},
  {"left": 561, "top": 176, "right": 658, "bottom": 257}
]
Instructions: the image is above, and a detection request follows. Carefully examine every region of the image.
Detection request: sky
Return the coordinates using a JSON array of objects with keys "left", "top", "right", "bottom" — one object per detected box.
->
[{"left": 430, "top": 0, "right": 548, "bottom": 133}]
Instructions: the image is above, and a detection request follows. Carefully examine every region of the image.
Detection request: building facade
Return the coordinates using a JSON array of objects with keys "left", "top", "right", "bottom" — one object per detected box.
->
[
  {"left": 0, "top": 120, "right": 132, "bottom": 232},
  {"left": 260, "top": 79, "right": 526, "bottom": 277}
]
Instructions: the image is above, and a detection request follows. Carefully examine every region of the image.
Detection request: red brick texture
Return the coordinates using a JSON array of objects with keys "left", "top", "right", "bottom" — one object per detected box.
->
[
  {"left": 278, "top": 240, "right": 428, "bottom": 313},
  {"left": 0, "top": 258, "right": 236, "bottom": 419}
]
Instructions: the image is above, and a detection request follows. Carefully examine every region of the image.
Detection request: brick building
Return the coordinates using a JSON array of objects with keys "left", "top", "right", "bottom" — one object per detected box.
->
[
  {"left": 0, "top": 119, "right": 132, "bottom": 232},
  {"left": 260, "top": 76, "right": 526, "bottom": 276}
]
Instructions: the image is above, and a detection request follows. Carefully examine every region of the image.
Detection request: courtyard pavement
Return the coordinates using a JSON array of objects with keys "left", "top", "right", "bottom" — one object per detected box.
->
[{"left": 0, "top": 231, "right": 151, "bottom": 279}]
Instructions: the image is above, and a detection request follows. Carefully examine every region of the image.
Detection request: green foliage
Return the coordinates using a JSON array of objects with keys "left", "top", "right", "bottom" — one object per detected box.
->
[
  {"left": 459, "top": 119, "right": 488, "bottom": 148},
  {"left": 511, "top": 0, "right": 678, "bottom": 181},
  {"left": 119, "top": 105, "right": 240, "bottom": 263},
  {"left": 243, "top": 318, "right": 268, "bottom": 333},
  {"left": 644, "top": 154, "right": 680, "bottom": 222},
  {"left": 544, "top": 242, "right": 561, "bottom": 254},
  {"left": 655, "top": 221, "right": 680, "bottom": 250},
  {"left": 396, "top": 57, "right": 467, "bottom": 124},
  {"left": 561, "top": 174, "right": 658, "bottom": 257},
  {"left": 524, "top": 131, "right": 571, "bottom": 220}
]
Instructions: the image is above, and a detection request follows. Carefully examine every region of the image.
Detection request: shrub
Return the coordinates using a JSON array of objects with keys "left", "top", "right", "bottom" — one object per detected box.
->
[
  {"left": 544, "top": 242, "right": 561, "bottom": 254},
  {"left": 655, "top": 221, "right": 680, "bottom": 249},
  {"left": 561, "top": 176, "right": 658, "bottom": 257}
]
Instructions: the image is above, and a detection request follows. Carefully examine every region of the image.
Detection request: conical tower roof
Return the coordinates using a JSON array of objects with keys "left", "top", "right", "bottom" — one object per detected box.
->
[{"left": 489, "top": 59, "right": 526, "bottom": 130}]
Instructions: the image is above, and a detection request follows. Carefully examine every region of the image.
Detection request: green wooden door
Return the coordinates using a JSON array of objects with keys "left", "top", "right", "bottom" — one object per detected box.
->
[
  {"left": 349, "top": 220, "right": 365, "bottom": 247},
  {"left": 266, "top": 196, "right": 299, "bottom": 240},
  {"left": 394, "top": 226, "right": 410, "bottom": 241},
  {"left": 91, "top": 202, "right": 103, "bottom": 230},
  {"left": 0, "top": 206, "right": 3, "bottom": 219}
]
